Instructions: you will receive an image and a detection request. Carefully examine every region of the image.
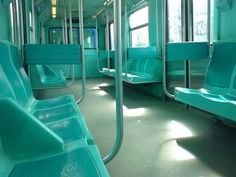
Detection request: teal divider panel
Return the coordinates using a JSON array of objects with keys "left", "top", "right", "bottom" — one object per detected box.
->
[
  {"left": 128, "top": 47, "right": 157, "bottom": 59},
  {"left": 167, "top": 42, "right": 209, "bottom": 61},
  {"left": 25, "top": 44, "right": 81, "bottom": 64}
]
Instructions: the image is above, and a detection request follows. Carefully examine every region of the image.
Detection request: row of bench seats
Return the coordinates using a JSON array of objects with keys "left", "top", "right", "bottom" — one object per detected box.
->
[
  {"left": 0, "top": 40, "right": 110, "bottom": 177},
  {"left": 29, "top": 65, "right": 68, "bottom": 88},
  {"left": 100, "top": 47, "right": 162, "bottom": 84},
  {"left": 174, "top": 41, "right": 236, "bottom": 121}
]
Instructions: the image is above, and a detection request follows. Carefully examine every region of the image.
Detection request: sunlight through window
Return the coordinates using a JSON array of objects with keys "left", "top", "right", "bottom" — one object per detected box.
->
[
  {"left": 123, "top": 105, "right": 146, "bottom": 117},
  {"left": 97, "top": 90, "right": 108, "bottom": 96},
  {"left": 169, "top": 120, "right": 193, "bottom": 138},
  {"left": 91, "top": 83, "right": 109, "bottom": 90},
  {"left": 173, "top": 141, "right": 195, "bottom": 161}
]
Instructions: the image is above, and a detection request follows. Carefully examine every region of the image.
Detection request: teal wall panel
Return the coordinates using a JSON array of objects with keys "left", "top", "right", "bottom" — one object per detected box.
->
[
  {"left": 49, "top": 50, "right": 105, "bottom": 78},
  {"left": 219, "top": 0, "right": 236, "bottom": 40},
  {"left": 0, "top": 2, "right": 10, "bottom": 40}
]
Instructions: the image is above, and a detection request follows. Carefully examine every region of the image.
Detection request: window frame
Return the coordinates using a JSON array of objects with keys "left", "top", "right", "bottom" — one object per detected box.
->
[
  {"left": 109, "top": 22, "right": 115, "bottom": 50},
  {"left": 48, "top": 27, "right": 98, "bottom": 49},
  {"left": 128, "top": 5, "right": 149, "bottom": 47}
]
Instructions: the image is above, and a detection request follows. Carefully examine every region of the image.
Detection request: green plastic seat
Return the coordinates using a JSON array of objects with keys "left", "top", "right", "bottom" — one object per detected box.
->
[
  {"left": 0, "top": 40, "right": 94, "bottom": 143},
  {"left": 9, "top": 145, "right": 109, "bottom": 177},
  {"left": 0, "top": 40, "right": 110, "bottom": 177},
  {"left": 0, "top": 98, "right": 109, "bottom": 177},
  {"left": 29, "top": 65, "right": 68, "bottom": 88},
  {"left": 122, "top": 47, "right": 162, "bottom": 84},
  {"left": 6, "top": 40, "right": 75, "bottom": 109},
  {"left": 175, "top": 41, "right": 236, "bottom": 121},
  {"left": 99, "top": 50, "right": 116, "bottom": 77}
]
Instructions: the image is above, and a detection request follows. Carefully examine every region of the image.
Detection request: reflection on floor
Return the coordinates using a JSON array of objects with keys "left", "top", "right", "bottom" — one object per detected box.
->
[{"left": 41, "top": 78, "right": 236, "bottom": 177}]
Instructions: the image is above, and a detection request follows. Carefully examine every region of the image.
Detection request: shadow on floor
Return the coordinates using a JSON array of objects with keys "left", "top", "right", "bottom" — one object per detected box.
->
[
  {"left": 177, "top": 124, "right": 236, "bottom": 177},
  {"left": 99, "top": 84, "right": 158, "bottom": 109}
]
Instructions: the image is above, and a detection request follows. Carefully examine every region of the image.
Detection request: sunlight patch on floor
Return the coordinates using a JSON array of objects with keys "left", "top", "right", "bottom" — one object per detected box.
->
[
  {"left": 168, "top": 120, "right": 193, "bottom": 139},
  {"left": 91, "top": 83, "right": 109, "bottom": 90},
  {"left": 172, "top": 140, "right": 195, "bottom": 161},
  {"left": 123, "top": 105, "right": 146, "bottom": 117}
]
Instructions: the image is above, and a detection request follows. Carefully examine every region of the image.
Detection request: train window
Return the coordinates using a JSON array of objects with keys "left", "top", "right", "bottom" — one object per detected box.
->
[
  {"left": 129, "top": 6, "right": 149, "bottom": 47},
  {"left": 49, "top": 27, "right": 97, "bottom": 48},
  {"left": 49, "top": 28, "right": 64, "bottom": 44},
  {"left": 109, "top": 22, "right": 114, "bottom": 50},
  {"left": 167, "top": 0, "right": 182, "bottom": 42},
  {"left": 29, "top": 10, "right": 34, "bottom": 43},
  {"left": 193, "top": 0, "right": 208, "bottom": 41},
  {"left": 84, "top": 28, "right": 97, "bottom": 49}
]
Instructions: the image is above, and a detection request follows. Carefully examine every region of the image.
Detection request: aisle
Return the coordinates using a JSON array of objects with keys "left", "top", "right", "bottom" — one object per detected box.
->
[{"left": 41, "top": 78, "right": 236, "bottom": 177}]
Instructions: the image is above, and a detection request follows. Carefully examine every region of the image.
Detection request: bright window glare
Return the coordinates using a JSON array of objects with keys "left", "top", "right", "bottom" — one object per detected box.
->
[
  {"left": 167, "top": 0, "right": 182, "bottom": 42},
  {"left": 129, "top": 6, "right": 148, "bottom": 28},
  {"left": 110, "top": 23, "right": 115, "bottom": 50},
  {"left": 131, "top": 26, "right": 149, "bottom": 47},
  {"left": 91, "top": 83, "right": 109, "bottom": 90},
  {"left": 168, "top": 120, "right": 193, "bottom": 139},
  {"left": 172, "top": 141, "right": 195, "bottom": 161},
  {"left": 193, "top": 0, "right": 208, "bottom": 41},
  {"left": 123, "top": 105, "right": 145, "bottom": 117},
  {"left": 97, "top": 90, "right": 108, "bottom": 96}
]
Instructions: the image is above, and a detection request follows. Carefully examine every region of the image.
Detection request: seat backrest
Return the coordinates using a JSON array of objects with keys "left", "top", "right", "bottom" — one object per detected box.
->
[
  {"left": 0, "top": 40, "right": 31, "bottom": 106},
  {"left": 127, "top": 47, "right": 158, "bottom": 74},
  {"left": 35, "top": 65, "right": 47, "bottom": 82},
  {"left": 144, "top": 58, "right": 158, "bottom": 75},
  {"left": 205, "top": 42, "right": 236, "bottom": 88},
  {"left": 0, "top": 65, "right": 16, "bottom": 100},
  {"left": 9, "top": 43, "right": 33, "bottom": 98}
]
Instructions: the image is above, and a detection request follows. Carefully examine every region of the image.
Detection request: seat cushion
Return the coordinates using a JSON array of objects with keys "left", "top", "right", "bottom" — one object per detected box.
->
[{"left": 175, "top": 87, "right": 236, "bottom": 121}]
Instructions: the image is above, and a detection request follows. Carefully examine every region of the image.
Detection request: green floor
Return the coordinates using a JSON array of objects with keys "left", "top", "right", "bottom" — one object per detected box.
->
[{"left": 40, "top": 78, "right": 236, "bottom": 177}]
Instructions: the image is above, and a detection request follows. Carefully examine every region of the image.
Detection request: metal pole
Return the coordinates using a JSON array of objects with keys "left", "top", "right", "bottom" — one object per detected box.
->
[
  {"left": 31, "top": 0, "right": 35, "bottom": 43},
  {"left": 183, "top": 0, "right": 190, "bottom": 93},
  {"left": 76, "top": 0, "right": 86, "bottom": 104},
  {"left": 69, "top": 0, "right": 75, "bottom": 87},
  {"left": 124, "top": 0, "right": 128, "bottom": 80},
  {"left": 207, "top": 0, "right": 211, "bottom": 45},
  {"left": 69, "top": 4, "right": 73, "bottom": 44},
  {"left": 103, "top": 0, "right": 123, "bottom": 164},
  {"left": 96, "top": 17, "right": 103, "bottom": 73},
  {"left": 106, "top": 10, "right": 111, "bottom": 70},
  {"left": 155, "top": 0, "right": 159, "bottom": 55},
  {"left": 162, "top": 0, "right": 174, "bottom": 99},
  {"left": 62, "top": 19, "right": 65, "bottom": 44},
  {"left": 64, "top": 9, "right": 68, "bottom": 44},
  {"left": 41, "top": 23, "right": 45, "bottom": 44}
]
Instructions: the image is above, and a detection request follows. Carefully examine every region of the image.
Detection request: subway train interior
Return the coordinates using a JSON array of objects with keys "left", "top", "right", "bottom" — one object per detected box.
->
[{"left": 0, "top": 0, "right": 236, "bottom": 176}]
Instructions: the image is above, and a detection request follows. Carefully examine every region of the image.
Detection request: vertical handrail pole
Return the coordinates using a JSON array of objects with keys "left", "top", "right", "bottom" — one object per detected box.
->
[
  {"left": 207, "top": 0, "right": 211, "bottom": 45},
  {"left": 69, "top": 0, "right": 75, "bottom": 86},
  {"left": 77, "top": 0, "right": 86, "bottom": 104},
  {"left": 61, "top": 18, "right": 66, "bottom": 44},
  {"left": 155, "top": 0, "right": 159, "bottom": 55},
  {"left": 31, "top": 0, "right": 35, "bottom": 43},
  {"left": 62, "top": 19, "right": 65, "bottom": 44},
  {"left": 124, "top": 0, "right": 128, "bottom": 80},
  {"left": 183, "top": 0, "right": 190, "bottom": 92},
  {"left": 162, "top": 0, "right": 174, "bottom": 99},
  {"left": 106, "top": 10, "right": 111, "bottom": 71},
  {"left": 64, "top": 9, "right": 68, "bottom": 44},
  {"left": 96, "top": 17, "right": 103, "bottom": 73},
  {"left": 103, "top": 0, "right": 124, "bottom": 164},
  {"left": 69, "top": 4, "right": 73, "bottom": 44}
]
